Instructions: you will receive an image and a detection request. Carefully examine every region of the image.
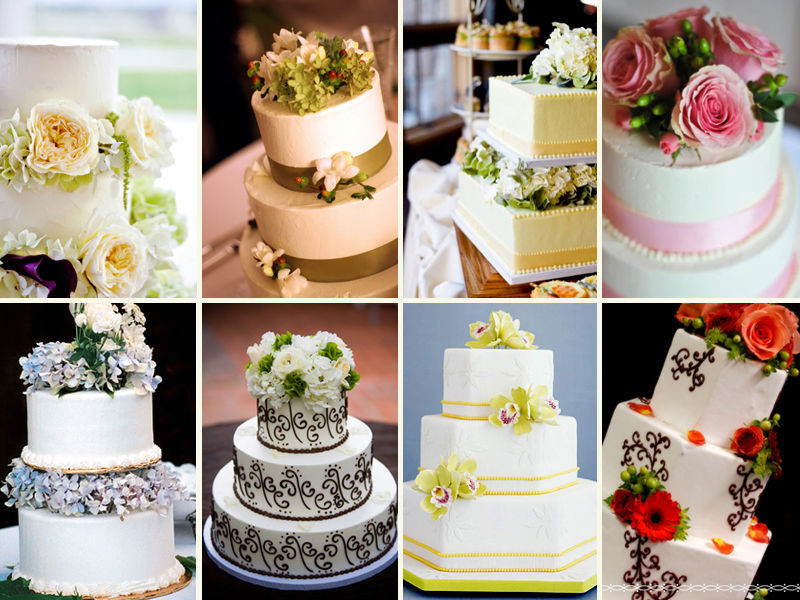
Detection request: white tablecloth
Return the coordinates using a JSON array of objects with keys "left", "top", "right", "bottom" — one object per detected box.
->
[{"left": 404, "top": 124, "right": 800, "bottom": 299}]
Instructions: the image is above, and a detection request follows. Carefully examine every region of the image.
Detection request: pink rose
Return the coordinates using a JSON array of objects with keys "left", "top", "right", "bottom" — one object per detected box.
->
[
  {"left": 644, "top": 7, "right": 712, "bottom": 42},
  {"left": 670, "top": 65, "right": 756, "bottom": 149},
  {"left": 752, "top": 121, "right": 765, "bottom": 142},
  {"left": 713, "top": 16, "right": 783, "bottom": 82},
  {"left": 615, "top": 106, "right": 633, "bottom": 130},
  {"left": 603, "top": 26, "right": 679, "bottom": 106},
  {"left": 735, "top": 303, "right": 800, "bottom": 360},
  {"left": 659, "top": 132, "right": 680, "bottom": 154}
]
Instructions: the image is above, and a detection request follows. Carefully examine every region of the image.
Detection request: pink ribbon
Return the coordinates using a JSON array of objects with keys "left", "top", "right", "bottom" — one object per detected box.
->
[
  {"left": 602, "top": 255, "right": 797, "bottom": 298},
  {"left": 603, "top": 176, "right": 781, "bottom": 253}
]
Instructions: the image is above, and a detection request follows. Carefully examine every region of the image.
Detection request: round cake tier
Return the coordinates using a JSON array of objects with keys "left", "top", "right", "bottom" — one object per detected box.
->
[
  {"left": 239, "top": 225, "right": 398, "bottom": 298},
  {"left": 15, "top": 506, "right": 183, "bottom": 598},
  {"left": 0, "top": 38, "right": 118, "bottom": 118},
  {"left": 210, "top": 459, "right": 397, "bottom": 579},
  {"left": 22, "top": 389, "right": 161, "bottom": 472},
  {"left": 245, "top": 121, "right": 398, "bottom": 268},
  {"left": 233, "top": 416, "right": 373, "bottom": 520},
  {"left": 603, "top": 156, "right": 799, "bottom": 297},
  {"left": 420, "top": 414, "right": 578, "bottom": 493},
  {"left": 442, "top": 348, "right": 554, "bottom": 418},
  {"left": 257, "top": 393, "right": 348, "bottom": 453},
  {"left": 0, "top": 171, "right": 124, "bottom": 245},
  {"left": 251, "top": 71, "right": 387, "bottom": 170}
]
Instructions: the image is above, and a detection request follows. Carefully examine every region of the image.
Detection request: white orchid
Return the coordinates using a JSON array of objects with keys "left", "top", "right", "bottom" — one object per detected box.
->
[
  {"left": 272, "top": 28, "right": 304, "bottom": 54},
  {"left": 251, "top": 241, "right": 284, "bottom": 277},
  {"left": 312, "top": 151, "right": 360, "bottom": 192},
  {"left": 276, "top": 268, "right": 308, "bottom": 298}
]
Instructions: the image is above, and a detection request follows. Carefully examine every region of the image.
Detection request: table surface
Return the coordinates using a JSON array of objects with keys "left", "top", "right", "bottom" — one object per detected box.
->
[{"left": 202, "top": 420, "right": 398, "bottom": 598}]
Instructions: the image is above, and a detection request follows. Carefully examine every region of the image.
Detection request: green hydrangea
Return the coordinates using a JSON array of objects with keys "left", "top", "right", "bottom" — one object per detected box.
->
[
  {"left": 130, "top": 177, "right": 188, "bottom": 245},
  {"left": 0, "top": 111, "right": 44, "bottom": 191}
]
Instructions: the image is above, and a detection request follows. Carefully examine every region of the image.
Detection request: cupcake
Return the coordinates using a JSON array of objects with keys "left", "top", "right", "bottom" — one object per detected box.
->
[
  {"left": 488, "top": 25, "right": 515, "bottom": 50},
  {"left": 516, "top": 24, "right": 538, "bottom": 50},
  {"left": 455, "top": 24, "right": 469, "bottom": 47},
  {"left": 472, "top": 24, "right": 490, "bottom": 50}
]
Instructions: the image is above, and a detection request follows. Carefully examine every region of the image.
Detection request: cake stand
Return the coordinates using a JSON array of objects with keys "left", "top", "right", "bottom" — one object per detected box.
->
[{"left": 203, "top": 518, "right": 398, "bottom": 591}]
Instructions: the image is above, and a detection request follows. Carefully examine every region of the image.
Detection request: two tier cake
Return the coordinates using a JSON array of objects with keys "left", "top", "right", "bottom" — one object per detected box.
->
[
  {"left": 1, "top": 303, "right": 188, "bottom": 597},
  {"left": 603, "top": 303, "right": 797, "bottom": 597},
  {"left": 241, "top": 29, "right": 398, "bottom": 298}
]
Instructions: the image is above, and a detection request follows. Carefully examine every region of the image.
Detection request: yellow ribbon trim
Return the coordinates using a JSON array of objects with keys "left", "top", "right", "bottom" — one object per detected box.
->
[
  {"left": 440, "top": 400, "right": 490, "bottom": 406},
  {"left": 403, "top": 535, "right": 596, "bottom": 558},
  {"left": 484, "top": 480, "right": 579, "bottom": 495},
  {"left": 441, "top": 413, "right": 486, "bottom": 420},
  {"left": 403, "top": 549, "right": 597, "bottom": 573},
  {"left": 415, "top": 466, "right": 579, "bottom": 482}
]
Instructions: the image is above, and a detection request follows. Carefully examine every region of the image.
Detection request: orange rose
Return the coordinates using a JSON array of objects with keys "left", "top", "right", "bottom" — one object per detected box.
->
[
  {"left": 675, "top": 303, "right": 706, "bottom": 324},
  {"left": 730, "top": 425, "right": 764, "bottom": 458},
  {"left": 736, "top": 304, "right": 799, "bottom": 360},
  {"left": 701, "top": 303, "right": 746, "bottom": 334}
]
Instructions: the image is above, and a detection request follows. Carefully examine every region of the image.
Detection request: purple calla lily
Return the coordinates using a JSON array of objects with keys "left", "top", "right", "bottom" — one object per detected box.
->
[{"left": 0, "top": 253, "right": 78, "bottom": 297}]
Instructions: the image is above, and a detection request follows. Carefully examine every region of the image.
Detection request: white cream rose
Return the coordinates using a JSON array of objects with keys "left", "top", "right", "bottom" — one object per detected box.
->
[
  {"left": 114, "top": 97, "right": 175, "bottom": 177},
  {"left": 83, "top": 303, "right": 123, "bottom": 334},
  {"left": 80, "top": 217, "right": 149, "bottom": 297},
  {"left": 272, "top": 346, "right": 311, "bottom": 378},
  {"left": 25, "top": 100, "right": 108, "bottom": 177}
]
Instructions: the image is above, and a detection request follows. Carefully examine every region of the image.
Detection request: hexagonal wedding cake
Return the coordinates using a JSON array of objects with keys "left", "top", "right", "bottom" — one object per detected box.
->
[
  {"left": 403, "top": 311, "right": 597, "bottom": 593},
  {"left": 1, "top": 303, "right": 188, "bottom": 598},
  {"left": 603, "top": 303, "right": 797, "bottom": 598}
]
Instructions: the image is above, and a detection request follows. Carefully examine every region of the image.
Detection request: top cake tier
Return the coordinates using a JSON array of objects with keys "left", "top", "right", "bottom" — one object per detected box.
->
[
  {"left": 488, "top": 77, "right": 597, "bottom": 158},
  {"left": 442, "top": 348, "right": 554, "bottom": 418},
  {"left": 650, "top": 328, "right": 786, "bottom": 447},
  {"left": 0, "top": 37, "right": 118, "bottom": 118}
]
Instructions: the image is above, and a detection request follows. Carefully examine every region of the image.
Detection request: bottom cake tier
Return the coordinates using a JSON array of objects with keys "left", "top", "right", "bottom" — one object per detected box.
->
[
  {"left": 210, "top": 458, "right": 397, "bottom": 578},
  {"left": 602, "top": 505, "right": 770, "bottom": 599},
  {"left": 602, "top": 156, "right": 799, "bottom": 297},
  {"left": 240, "top": 225, "right": 398, "bottom": 298},
  {"left": 14, "top": 506, "right": 183, "bottom": 597},
  {"left": 402, "top": 478, "right": 597, "bottom": 572}
]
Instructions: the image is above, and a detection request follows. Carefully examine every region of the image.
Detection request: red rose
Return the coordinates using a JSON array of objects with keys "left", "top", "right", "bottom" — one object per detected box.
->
[
  {"left": 631, "top": 491, "right": 682, "bottom": 543},
  {"left": 675, "top": 303, "right": 706, "bottom": 325},
  {"left": 701, "top": 303, "right": 747, "bottom": 333},
  {"left": 731, "top": 425, "right": 765, "bottom": 458},
  {"left": 610, "top": 488, "right": 641, "bottom": 522},
  {"left": 767, "top": 430, "right": 782, "bottom": 477},
  {"left": 735, "top": 304, "right": 799, "bottom": 360}
]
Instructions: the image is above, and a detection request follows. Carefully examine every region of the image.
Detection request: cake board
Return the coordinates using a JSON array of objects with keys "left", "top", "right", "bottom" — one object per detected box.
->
[
  {"left": 476, "top": 125, "right": 596, "bottom": 168},
  {"left": 203, "top": 517, "right": 398, "bottom": 591},
  {"left": 453, "top": 213, "right": 596, "bottom": 286},
  {"left": 402, "top": 552, "right": 597, "bottom": 593}
]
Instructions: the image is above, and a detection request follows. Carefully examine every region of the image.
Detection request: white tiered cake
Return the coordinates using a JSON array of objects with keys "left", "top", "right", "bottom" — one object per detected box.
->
[
  {"left": 241, "top": 30, "right": 398, "bottom": 298},
  {"left": 602, "top": 303, "right": 796, "bottom": 598},
  {"left": 403, "top": 311, "right": 597, "bottom": 592},
  {"left": 1, "top": 303, "right": 187, "bottom": 598},
  {"left": 0, "top": 38, "right": 188, "bottom": 298},
  {"left": 207, "top": 330, "right": 398, "bottom": 582}
]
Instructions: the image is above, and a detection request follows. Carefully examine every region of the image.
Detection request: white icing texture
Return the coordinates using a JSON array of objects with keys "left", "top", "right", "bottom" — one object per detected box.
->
[{"left": 256, "top": 393, "right": 348, "bottom": 453}]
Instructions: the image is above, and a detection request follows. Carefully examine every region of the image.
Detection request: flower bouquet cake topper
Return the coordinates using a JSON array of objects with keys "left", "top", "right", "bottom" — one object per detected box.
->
[
  {"left": 603, "top": 7, "right": 797, "bottom": 161},
  {"left": 518, "top": 22, "right": 597, "bottom": 89},
  {"left": 675, "top": 303, "right": 800, "bottom": 376},
  {"left": 467, "top": 310, "right": 536, "bottom": 349},
  {"left": 488, "top": 385, "right": 560, "bottom": 435},
  {"left": 414, "top": 454, "right": 486, "bottom": 520}
]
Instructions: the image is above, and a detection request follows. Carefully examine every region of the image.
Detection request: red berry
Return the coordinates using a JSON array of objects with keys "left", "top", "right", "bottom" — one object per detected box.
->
[
  {"left": 275, "top": 256, "right": 286, "bottom": 265},
  {"left": 328, "top": 71, "right": 338, "bottom": 80},
  {"left": 294, "top": 176, "right": 303, "bottom": 183},
  {"left": 339, "top": 50, "right": 347, "bottom": 57},
  {"left": 248, "top": 60, "right": 256, "bottom": 68}
]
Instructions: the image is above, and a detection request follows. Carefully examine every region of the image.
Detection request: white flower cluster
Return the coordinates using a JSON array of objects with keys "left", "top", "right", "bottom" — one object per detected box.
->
[
  {"left": 19, "top": 303, "right": 162, "bottom": 396},
  {"left": 1, "top": 459, "right": 187, "bottom": 517},
  {"left": 529, "top": 22, "right": 597, "bottom": 88},
  {"left": 251, "top": 241, "right": 308, "bottom": 298},
  {"left": 245, "top": 331, "right": 357, "bottom": 410},
  {"left": 494, "top": 161, "right": 597, "bottom": 205}
]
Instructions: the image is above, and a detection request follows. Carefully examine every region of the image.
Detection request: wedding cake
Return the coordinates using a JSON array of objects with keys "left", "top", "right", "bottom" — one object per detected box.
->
[
  {"left": 1, "top": 303, "right": 188, "bottom": 598},
  {"left": 602, "top": 8, "right": 799, "bottom": 297},
  {"left": 207, "top": 330, "right": 398, "bottom": 580},
  {"left": 241, "top": 29, "right": 398, "bottom": 298},
  {"left": 455, "top": 24, "right": 597, "bottom": 283},
  {"left": 603, "top": 303, "right": 797, "bottom": 598},
  {"left": 0, "top": 37, "right": 189, "bottom": 298},
  {"left": 403, "top": 311, "right": 596, "bottom": 592}
]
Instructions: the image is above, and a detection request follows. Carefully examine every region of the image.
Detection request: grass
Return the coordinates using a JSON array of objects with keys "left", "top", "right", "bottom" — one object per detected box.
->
[{"left": 119, "top": 71, "right": 197, "bottom": 111}]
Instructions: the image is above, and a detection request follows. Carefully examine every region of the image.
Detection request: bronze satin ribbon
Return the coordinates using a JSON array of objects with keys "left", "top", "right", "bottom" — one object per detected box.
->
[
  {"left": 285, "top": 238, "right": 397, "bottom": 282},
  {"left": 268, "top": 131, "right": 392, "bottom": 193}
]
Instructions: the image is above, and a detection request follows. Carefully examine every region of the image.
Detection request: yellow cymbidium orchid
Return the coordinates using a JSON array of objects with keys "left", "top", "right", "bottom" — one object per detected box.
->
[
  {"left": 466, "top": 310, "right": 537, "bottom": 349},
  {"left": 488, "top": 385, "right": 560, "bottom": 435},
  {"left": 441, "top": 453, "right": 487, "bottom": 499}
]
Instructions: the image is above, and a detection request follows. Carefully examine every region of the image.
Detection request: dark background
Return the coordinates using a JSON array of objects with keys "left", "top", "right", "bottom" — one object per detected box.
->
[
  {"left": 0, "top": 302, "right": 197, "bottom": 529},
  {"left": 603, "top": 303, "right": 800, "bottom": 588}
]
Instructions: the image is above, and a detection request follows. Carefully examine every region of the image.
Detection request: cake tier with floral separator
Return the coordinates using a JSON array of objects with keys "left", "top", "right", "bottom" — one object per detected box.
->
[
  {"left": 21, "top": 389, "right": 161, "bottom": 472},
  {"left": 602, "top": 505, "right": 769, "bottom": 600},
  {"left": 604, "top": 401, "right": 770, "bottom": 547},
  {"left": 421, "top": 415, "right": 578, "bottom": 493},
  {"left": 403, "top": 478, "right": 596, "bottom": 572},
  {"left": 648, "top": 329, "right": 786, "bottom": 447},
  {"left": 233, "top": 415, "right": 373, "bottom": 521},
  {"left": 210, "top": 459, "right": 397, "bottom": 578},
  {"left": 13, "top": 505, "right": 184, "bottom": 598}
]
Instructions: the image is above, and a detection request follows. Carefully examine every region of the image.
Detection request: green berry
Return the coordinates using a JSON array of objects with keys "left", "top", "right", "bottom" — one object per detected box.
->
[
  {"left": 776, "top": 74, "right": 788, "bottom": 87},
  {"left": 640, "top": 466, "right": 649, "bottom": 475},
  {"left": 791, "top": 368, "right": 799, "bottom": 377},
  {"left": 699, "top": 38, "right": 711, "bottom": 55},
  {"left": 651, "top": 103, "right": 667, "bottom": 116},
  {"left": 733, "top": 334, "right": 742, "bottom": 344},
  {"left": 763, "top": 73, "right": 774, "bottom": 84},
  {"left": 646, "top": 477, "right": 660, "bottom": 490},
  {"left": 630, "top": 115, "right": 647, "bottom": 129},
  {"left": 760, "top": 420, "right": 772, "bottom": 431},
  {"left": 779, "top": 361, "right": 788, "bottom": 370},
  {"left": 773, "top": 413, "right": 781, "bottom": 422},
  {"left": 632, "top": 483, "right": 644, "bottom": 494},
  {"left": 763, "top": 364, "right": 773, "bottom": 375},
  {"left": 778, "top": 350, "right": 789, "bottom": 361},
  {"left": 692, "top": 317, "right": 703, "bottom": 330},
  {"left": 758, "top": 588, "right": 768, "bottom": 598},
  {"left": 621, "top": 470, "right": 631, "bottom": 482},
  {"left": 690, "top": 56, "right": 704, "bottom": 70},
  {"left": 637, "top": 94, "right": 653, "bottom": 107},
  {"left": 681, "top": 19, "right": 693, "bottom": 35},
  {"left": 683, "top": 317, "right": 692, "bottom": 326},
  {"left": 627, "top": 465, "right": 637, "bottom": 475}
]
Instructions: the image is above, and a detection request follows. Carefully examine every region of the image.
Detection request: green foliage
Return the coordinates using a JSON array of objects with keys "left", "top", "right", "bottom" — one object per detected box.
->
[
  {"left": 258, "top": 354, "right": 275, "bottom": 374},
  {"left": 319, "top": 342, "right": 343, "bottom": 361},
  {"left": 111, "top": 132, "right": 132, "bottom": 207},
  {"left": 129, "top": 177, "right": 188, "bottom": 245},
  {"left": 703, "top": 327, "right": 749, "bottom": 363},
  {"left": 0, "top": 576, "right": 84, "bottom": 599},
  {"left": 673, "top": 506, "right": 691, "bottom": 541},
  {"left": 462, "top": 142, "right": 501, "bottom": 182},
  {"left": 344, "top": 369, "right": 360, "bottom": 391},
  {"left": 273, "top": 332, "right": 293, "bottom": 352},
  {"left": 176, "top": 555, "right": 196, "bottom": 575},
  {"left": 283, "top": 370, "right": 308, "bottom": 397}
]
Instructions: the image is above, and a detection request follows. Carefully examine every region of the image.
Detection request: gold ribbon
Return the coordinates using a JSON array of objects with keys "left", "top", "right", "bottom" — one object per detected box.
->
[
  {"left": 285, "top": 238, "right": 397, "bottom": 282},
  {"left": 268, "top": 131, "right": 392, "bottom": 193}
]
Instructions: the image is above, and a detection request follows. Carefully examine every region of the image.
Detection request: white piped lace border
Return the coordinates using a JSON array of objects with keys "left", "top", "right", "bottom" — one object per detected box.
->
[{"left": 21, "top": 444, "right": 162, "bottom": 472}]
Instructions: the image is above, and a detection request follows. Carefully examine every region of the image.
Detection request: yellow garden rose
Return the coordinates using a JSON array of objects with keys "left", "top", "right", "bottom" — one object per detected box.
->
[{"left": 79, "top": 216, "right": 149, "bottom": 297}]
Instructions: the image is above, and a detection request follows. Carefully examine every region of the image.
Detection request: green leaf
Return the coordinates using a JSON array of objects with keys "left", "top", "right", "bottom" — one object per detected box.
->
[
  {"left": 319, "top": 342, "right": 343, "bottom": 361},
  {"left": 755, "top": 106, "right": 779, "bottom": 123},
  {"left": 273, "top": 332, "right": 293, "bottom": 351},
  {"left": 344, "top": 369, "right": 360, "bottom": 391},
  {"left": 176, "top": 555, "right": 196, "bottom": 575},
  {"left": 752, "top": 90, "right": 772, "bottom": 104},
  {"left": 775, "top": 92, "right": 798, "bottom": 107},
  {"left": 0, "top": 577, "right": 85, "bottom": 599},
  {"left": 257, "top": 354, "right": 274, "bottom": 374}
]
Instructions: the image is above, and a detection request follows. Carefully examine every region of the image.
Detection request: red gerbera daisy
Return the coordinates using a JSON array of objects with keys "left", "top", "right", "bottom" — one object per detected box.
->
[{"left": 631, "top": 491, "right": 682, "bottom": 542}]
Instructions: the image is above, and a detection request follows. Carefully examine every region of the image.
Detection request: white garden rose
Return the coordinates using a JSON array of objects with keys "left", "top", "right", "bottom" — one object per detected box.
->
[
  {"left": 25, "top": 100, "right": 107, "bottom": 177},
  {"left": 114, "top": 97, "right": 175, "bottom": 177},
  {"left": 83, "top": 303, "right": 123, "bottom": 334},
  {"left": 80, "top": 217, "right": 149, "bottom": 297},
  {"left": 272, "top": 346, "right": 311, "bottom": 378}
]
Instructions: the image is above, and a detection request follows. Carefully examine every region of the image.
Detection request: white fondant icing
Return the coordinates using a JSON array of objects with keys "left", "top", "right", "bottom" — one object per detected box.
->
[
  {"left": 256, "top": 393, "right": 347, "bottom": 453},
  {"left": 24, "top": 389, "right": 161, "bottom": 471},
  {"left": 15, "top": 506, "right": 183, "bottom": 597}
]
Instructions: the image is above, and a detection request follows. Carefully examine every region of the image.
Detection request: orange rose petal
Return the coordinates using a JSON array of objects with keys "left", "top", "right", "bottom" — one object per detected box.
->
[
  {"left": 628, "top": 402, "right": 654, "bottom": 416},
  {"left": 687, "top": 430, "right": 706, "bottom": 445},
  {"left": 747, "top": 521, "right": 770, "bottom": 543},
  {"left": 711, "top": 538, "right": 734, "bottom": 555}
]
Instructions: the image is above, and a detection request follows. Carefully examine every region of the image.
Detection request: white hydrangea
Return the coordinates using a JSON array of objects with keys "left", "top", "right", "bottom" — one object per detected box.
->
[{"left": 529, "top": 22, "right": 597, "bottom": 88}]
